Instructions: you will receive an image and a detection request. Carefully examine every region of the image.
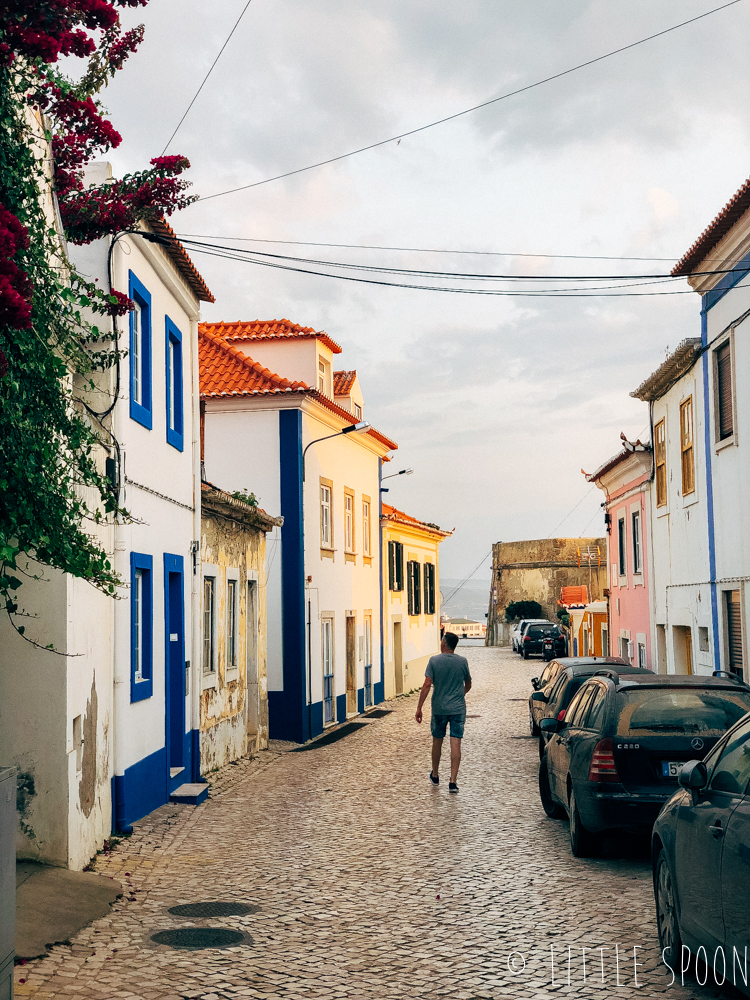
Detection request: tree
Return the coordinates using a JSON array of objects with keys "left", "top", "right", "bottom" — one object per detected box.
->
[{"left": 505, "top": 600, "right": 543, "bottom": 622}]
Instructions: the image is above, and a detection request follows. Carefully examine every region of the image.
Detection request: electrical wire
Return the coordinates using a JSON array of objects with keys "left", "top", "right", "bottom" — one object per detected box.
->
[
  {"left": 196, "top": 0, "right": 744, "bottom": 202},
  {"left": 547, "top": 485, "right": 599, "bottom": 538},
  {"left": 160, "top": 0, "right": 253, "bottom": 155},
  {"left": 443, "top": 553, "right": 492, "bottom": 606}
]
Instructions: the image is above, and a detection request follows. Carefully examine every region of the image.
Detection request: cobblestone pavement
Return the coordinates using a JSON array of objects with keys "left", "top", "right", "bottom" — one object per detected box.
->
[{"left": 15, "top": 647, "right": 740, "bottom": 1000}]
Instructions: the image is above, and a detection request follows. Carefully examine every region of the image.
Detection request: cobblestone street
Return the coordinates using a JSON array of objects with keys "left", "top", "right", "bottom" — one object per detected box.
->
[{"left": 15, "top": 647, "right": 739, "bottom": 1000}]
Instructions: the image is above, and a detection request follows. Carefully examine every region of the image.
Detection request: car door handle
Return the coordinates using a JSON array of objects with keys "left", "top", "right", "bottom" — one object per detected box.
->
[{"left": 710, "top": 822, "right": 724, "bottom": 839}]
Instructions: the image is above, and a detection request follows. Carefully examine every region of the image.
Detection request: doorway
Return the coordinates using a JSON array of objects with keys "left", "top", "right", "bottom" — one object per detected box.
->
[
  {"left": 246, "top": 580, "right": 258, "bottom": 746},
  {"left": 394, "top": 621, "right": 403, "bottom": 695},
  {"left": 673, "top": 625, "right": 693, "bottom": 675},
  {"left": 346, "top": 614, "right": 357, "bottom": 714},
  {"left": 164, "top": 554, "right": 185, "bottom": 791}
]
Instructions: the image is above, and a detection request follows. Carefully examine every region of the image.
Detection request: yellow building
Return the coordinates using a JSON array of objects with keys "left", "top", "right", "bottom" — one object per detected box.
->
[
  {"left": 200, "top": 482, "right": 283, "bottom": 769},
  {"left": 381, "top": 503, "right": 452, "bottom": 698}
]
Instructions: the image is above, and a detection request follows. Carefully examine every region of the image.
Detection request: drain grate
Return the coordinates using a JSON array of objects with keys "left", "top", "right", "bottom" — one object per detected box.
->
[
  {"left": 168, "top": 901, "right": 260, "bottom": 918},
  {"left": 151, "top": 927, "right": 247, "bottom": 950}
]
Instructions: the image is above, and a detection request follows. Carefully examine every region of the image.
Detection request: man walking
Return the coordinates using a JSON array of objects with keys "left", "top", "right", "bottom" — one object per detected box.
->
[{"left": 415, "top": 632, "right": 472, "bottom": 792}]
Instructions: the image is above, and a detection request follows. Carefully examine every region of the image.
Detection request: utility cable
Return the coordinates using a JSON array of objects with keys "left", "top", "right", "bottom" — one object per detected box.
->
[
  {"left": 547, "top": 485, "right": 599, "bottom": 538},
  {"left": 160, "top": 0, "right": 253, "bottom": 155},
  {"left": 443, "top": 553, "right": 492, "bottom": 607},
  {"left": 197, "top": 0, "right": 744, "bottom": 202}
]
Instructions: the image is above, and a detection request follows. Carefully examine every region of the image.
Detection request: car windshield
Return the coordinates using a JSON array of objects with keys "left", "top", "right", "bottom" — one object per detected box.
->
[
  {"left": 528, "top": 626, "right": 559, "bottom": 637},
  {"left": 616, "top": 687, "right": 750, "bottom": 737}
]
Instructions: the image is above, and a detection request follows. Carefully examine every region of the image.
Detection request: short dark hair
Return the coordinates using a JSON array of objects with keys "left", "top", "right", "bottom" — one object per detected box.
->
[{"left": 443, "top": 631, "right": 459, "bottom": 651}]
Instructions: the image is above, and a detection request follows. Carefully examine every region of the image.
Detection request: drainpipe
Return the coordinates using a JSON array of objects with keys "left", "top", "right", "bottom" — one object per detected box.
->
[{"left": 700, "top": 303, "right": 721, "bottom": 669}]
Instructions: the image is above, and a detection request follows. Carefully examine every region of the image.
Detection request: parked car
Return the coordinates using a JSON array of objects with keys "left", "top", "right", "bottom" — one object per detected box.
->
[
  {"left": 531, "top": 657, "right": 650, "bottom": 757},
  {"left": 521, "top": 623, "right": 567, "bottom": 660},
  {"left": 538, "top": 672, "right": 750, "bottom": 857},
  {"left": 652, "top": 711, "right": 750, "bottom": 996},
  {"left": 511, "top": 618, "right": 550, "bottom": 653}
]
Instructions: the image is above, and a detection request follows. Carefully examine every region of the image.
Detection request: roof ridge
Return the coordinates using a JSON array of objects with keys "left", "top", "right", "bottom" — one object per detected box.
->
[{"left": 198, "top": 318, "right": 342, "bottom": 352}]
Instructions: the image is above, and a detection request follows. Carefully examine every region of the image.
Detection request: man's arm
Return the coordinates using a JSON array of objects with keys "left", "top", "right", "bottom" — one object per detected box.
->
[
  {"left": 415, "top": 676, "right": 432, "bottom": 724},
  {"left": 464, "top": 678, "right": 472, "bottom": 695}
]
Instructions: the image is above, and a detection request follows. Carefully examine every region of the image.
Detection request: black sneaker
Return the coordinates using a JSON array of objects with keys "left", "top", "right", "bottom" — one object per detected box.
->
[
  {"left": 429, "top": 772, "right": 439, "bottom": 785},
  {"left": 448, "top": 782, "right": 459, "bottom": 793}
]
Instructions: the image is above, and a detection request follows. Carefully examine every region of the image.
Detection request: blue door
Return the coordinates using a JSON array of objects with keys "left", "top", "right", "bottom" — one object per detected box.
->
[{"left": 164, "top": 554, "right": 185, "bottom": 794}]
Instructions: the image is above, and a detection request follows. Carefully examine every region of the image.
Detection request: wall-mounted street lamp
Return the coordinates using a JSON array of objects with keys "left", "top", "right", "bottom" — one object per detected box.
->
[
  {"left": 381, "top": 468, "right": 413, "bottom": 482},
  {"left": 302, "top": 421, "right": 371, "bottom": 481}
]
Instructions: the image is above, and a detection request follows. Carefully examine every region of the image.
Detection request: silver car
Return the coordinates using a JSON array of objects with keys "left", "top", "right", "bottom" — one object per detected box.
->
[{"left": 511, "top": 618, "right": 551, "bottom": 653}]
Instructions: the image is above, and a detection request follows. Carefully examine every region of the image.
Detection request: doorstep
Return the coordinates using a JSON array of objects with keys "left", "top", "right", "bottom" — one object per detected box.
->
[{"left": 169, "top": 783, "right": 208, "bottom": 805}]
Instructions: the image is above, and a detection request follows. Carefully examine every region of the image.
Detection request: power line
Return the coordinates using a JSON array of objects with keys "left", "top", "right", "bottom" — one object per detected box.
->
[
  {"left": 547, "top": 485, "right": 599, "bottom": 538},
  {"left": 160, "top": 0, "right": 253, "bottom": 155},
  {"left": 196, "top": 0, "right": 744, "bottom": 202},
  {"left": 175, "top": 233, "right": 679, "bottom": 262},
  {"left": 443, "top": 553, "right": 492, "bottom": 607}
]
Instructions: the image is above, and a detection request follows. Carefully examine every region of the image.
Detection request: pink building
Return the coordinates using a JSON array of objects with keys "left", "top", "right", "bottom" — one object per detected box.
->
[{"left": 586, "top": 436, "right": 653, "bottom": 669}]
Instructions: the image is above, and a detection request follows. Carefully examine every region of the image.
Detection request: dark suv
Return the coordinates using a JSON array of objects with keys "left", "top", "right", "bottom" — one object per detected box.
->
[
  {"left": 521, "top": 623, "right": 567, "bottom": 659},
  {"left": 538, "top": 672, "right": 750, "bottom": 857}
]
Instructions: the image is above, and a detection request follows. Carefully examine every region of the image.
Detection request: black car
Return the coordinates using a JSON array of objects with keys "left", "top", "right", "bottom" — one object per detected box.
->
[
  {"left": 521, "top": 623, "right": 567, "bottom": 659},
  {"left": 652, "top": 711, "right": 750, "bottom": 996},
  {"left": 531, "top": 657, "right": 652, "bottom": 758},
  {"left": 538, "top": 672, "right": 750, "bottom": 857}
]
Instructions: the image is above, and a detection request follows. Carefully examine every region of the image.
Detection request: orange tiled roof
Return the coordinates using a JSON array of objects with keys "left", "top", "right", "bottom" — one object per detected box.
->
[
  {"left": 333, "top": 370, "right": 357, "bottom": 395},
  {"left": 200, "top": 319, "right": 342, "bottom": 354},
  {"left": 381, "top": 502, "right": 451, "bottom": 538},
  {"left": 199, "top": 326, "right": 309, "bottom": 398},
  {"left": 148, "top": 216, "right": 214, "bottom": 303},
  {"left": 672, "top": 177, "right": 750, "bottom": 276}
]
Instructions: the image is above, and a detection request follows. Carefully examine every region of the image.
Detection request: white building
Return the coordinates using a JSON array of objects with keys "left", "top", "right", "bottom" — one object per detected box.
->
[
  {"left": 0, "top": 168, "right": 214, "bottom": 864},
  {"left": 200, "top": 320, "right": 398, "bottom": 743}
]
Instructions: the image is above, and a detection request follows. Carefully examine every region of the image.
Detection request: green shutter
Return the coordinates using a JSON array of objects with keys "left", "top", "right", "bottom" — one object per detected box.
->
[{"left": 388, "top": 541, "right": 395, "bottom": 591}]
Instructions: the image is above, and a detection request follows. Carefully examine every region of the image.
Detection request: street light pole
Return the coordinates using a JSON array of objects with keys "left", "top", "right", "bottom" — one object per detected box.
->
[
  {"left": 302, "top": 420, "right": 371, "bottom": 481},
  {"left": 381, "top": 468, "right": 413, "bottom": 482}
]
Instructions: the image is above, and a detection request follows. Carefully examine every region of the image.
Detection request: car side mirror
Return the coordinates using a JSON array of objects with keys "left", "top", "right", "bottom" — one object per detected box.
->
[
  {"left": 531, "top": 677, "right": 540, "bottom": 690},
  {"left": 539, "top": 717, "right": 559, "bottom": 734},
  {"left": 678, "top": 760, "right": 708, "bottom": 791},
  {"left": 531, "top": 691, "right": 547, "bottom": 703}
]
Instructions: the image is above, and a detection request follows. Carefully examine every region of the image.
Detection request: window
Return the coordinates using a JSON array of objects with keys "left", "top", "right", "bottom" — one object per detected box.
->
[
  {"left": 655, "top": 418, "right": 666, "bottom": 507},
  {"left": 423, "top": 562, "right": 436, "bottom": 615},
  {"left": 680, "top": 396, "right": 694, "bottom": 495},
  {"left": 363, "top": 614, "right": 372, "bottom": 708},
  {"left": 165, "top": 317, "right": 183, "bottom": 451},
  {"left": 407, "top": 560, "right": 421, "bottom": 615},
  {"left": 317, "top": 356, "right": 330, "bottom": 396},
  {"left": 708, "top": 718, "right": 750, "bottom": 795},
  {"left": 320, "top": 483, "right": 332, "bottom": 548},
  {"left": 716, "top": 341, "right": 734, "bottom": 440},
  {"left": 632, "top": 510, "right": 642, "bottom": 574},
  {"left": 322, "top": 617, "right": 334, "bottom": 724},
  {"left": 583, "top": 685, "right": 607, "bottom": 730},
  {"left": 388, "top": 540, "right": 404, "bottom": 592},
  {"left": 202, "top": 575, "right": 216, "bottom": 674},
  {"left": 344, "top": 491, "right": 354, "bottom": 552},
  {"left": 354, "top": 403, "right": 362, "bottom": 420},
  {"left": 128, "top": 271, "right": 152, "bottom": 428},
  {"left": 130, "top": 552, "right": 153, "bottom": 701},
  {"left": 226, "top": 578, "right": 238, "bottom": 671},
  {"left": 726, "top": 590, "right": 743, "bottom": 678},
  {"left": 637, "top": 642, "right": 647, "bottom": 670},
  {"left": 362, "top": 499, "right": 371, "bottom": 556},
  {"left": 618, "top": 517, "right": 626, "bottom": 577}
]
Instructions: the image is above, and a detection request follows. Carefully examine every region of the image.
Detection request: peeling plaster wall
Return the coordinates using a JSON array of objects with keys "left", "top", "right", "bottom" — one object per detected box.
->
[{"left": 200, "top": 509, "right": 269, "bottom": 772}]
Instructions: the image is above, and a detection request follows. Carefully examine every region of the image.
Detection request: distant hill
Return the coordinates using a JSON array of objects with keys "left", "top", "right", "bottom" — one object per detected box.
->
[{"left": 439, "top": 578, "right": 491, "bottom": 623}]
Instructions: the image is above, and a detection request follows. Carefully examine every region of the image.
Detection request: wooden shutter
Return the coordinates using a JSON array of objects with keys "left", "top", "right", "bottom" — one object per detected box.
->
[
  {"left": 388, "top": 541, "right": 395, "bottom": 591},
  {"left": 414, "top": 562, "right": 421, "bottom": 615},
  {"left": 726, "top": 590, "right": 743, "bottom": 677},
  {"left": 717, "top": 343, "right": 734, "bottom": 439},
  {"left": 395, "top": 542, "right": 403, "bottom": 591},
  {"left": 407, "top": 560, "right": 414, "bottom": 613}
]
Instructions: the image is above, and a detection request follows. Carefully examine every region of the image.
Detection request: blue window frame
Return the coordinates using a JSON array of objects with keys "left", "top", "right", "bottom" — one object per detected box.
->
[
  {"left": 128, "top": 271, "right": 152, "bottom": 429},
  {"left": 165, "top": 316, "right": 184, "bottom": 451},
  {"left": 130, "top": 552, "right": 153, "bottom": 702}
]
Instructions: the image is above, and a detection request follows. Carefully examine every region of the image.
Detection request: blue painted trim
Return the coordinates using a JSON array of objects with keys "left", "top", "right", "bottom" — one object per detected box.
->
[
  {"left": 191, "top": 727, "right": 201, "bottom": 781},
  {"left": 310, "top": 700, "right": 323, "bottom": 738},
  {"left": 128, "top": 271, "right": 152, "bottom": 429},
  {"left": 165, "top": 316, "right": 184, "bottom": 451},
  {"left": 163, "top": 554, "right": 185, "bottom": 788},
  {"left": 336, "top": 693, "right": 347, "bottom": 723},
  {"left": 113, "top": 745, "right": 166, "bottom": 830},
  {"left": 373, "top": 681, "right": 384, "bottom": 704},
  {"left": 130, "top": 552, "right": 153, "bottom": 702},
  {"left": 700, "top": 307, "right": 721, "bottom": 669},
  {"left": 272, "top": 409, "right": 308, "bottom": 743},
  {"left": 701, "top": 249, "right": 750, "bottom": 313},
  {"left": 357, "top": 688, "right": 364, "bottom": 714}
]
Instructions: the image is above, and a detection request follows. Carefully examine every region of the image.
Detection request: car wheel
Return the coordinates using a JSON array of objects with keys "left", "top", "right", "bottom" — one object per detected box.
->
[
  {"left": 529, "top": 712, "right": 539, "bottom": 737},
  {"left": 655, "top": 848, "right": 683, "bottom": 970},
  {"left": 568, "top": 787, "right": 601, "bottom": 857},
  {"left": 539, "top": 758, "right": 566, "bottom": 818}
]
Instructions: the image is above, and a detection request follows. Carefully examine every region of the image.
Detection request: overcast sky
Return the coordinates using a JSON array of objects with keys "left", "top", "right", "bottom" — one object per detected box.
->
[{"left": 94, "top": 0, "right": 750, "bottom": 581}]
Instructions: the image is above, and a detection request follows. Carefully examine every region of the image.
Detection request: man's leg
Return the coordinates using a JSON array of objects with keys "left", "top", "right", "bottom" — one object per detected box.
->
[
  {"left": 450, "top": 736, "right": 462, "bottom": 783},
  {"left": 431, "top": 737, "right": 443, "bottom": 778}
]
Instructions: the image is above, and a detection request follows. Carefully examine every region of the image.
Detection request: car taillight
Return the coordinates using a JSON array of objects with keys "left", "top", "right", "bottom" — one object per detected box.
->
[
  {"left": 524, "top": 635, "right": 533, "bottom": 641},
  {"left": 588, "top": 738, "right": 620, "bottom": 783},
  {"left": 557, "top": 709, "right": 566, "bottom": 722}
]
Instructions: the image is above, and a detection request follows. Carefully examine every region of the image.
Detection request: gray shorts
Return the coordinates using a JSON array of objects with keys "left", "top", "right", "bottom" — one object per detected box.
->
[{"left": 431, "top": 714, "right": 465, "bottom": 739}]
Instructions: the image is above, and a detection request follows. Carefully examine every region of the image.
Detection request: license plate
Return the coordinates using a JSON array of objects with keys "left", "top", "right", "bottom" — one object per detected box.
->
[{"left": 661, "top": 761, "right": 682, "bottom": 778}]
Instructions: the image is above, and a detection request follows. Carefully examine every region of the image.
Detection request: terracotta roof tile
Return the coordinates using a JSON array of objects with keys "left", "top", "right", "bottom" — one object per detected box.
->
[
  {"left": 381, "top": 502, "right": 451, "bottom": 537},
  {"left": 148, "top": 216, "right": 214, "bottom": 302},
  {"left": 333, "top": 370, "right": 357, "bottom": 395},
  {"left": 200, "top": 319, "right": 342, "bottom": 354},
  {"left": 199, "top": 326, "right": 309, "bottom": 398},
  {"left": 672, "top": 177, "right": 750, "bottom": 276}
]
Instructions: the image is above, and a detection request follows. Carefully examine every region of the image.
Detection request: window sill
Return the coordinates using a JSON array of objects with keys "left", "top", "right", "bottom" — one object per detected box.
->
[
  {"left": 682, "top": 491, "right": 699, "bottom": 508},
  {"left": 345, "top": 552, "right": 356, "bottom": 565},
  {"left": 363, "top": 556, "right": 372, "bottom": 566},
  {"left": 320, "top": 547, "right": 335, "bottom": 561},
  {"left": 716, "top": 434, "right": 736, "bottom": 453},
  {"left": 224, "top": 667, "right": 240, "bottom": 683},
  {"left": 656, "top": 505, "right": 669, "bottom": 518},
  {"left": 632, "top": 573, "right": 644, "bottom": 587},
  {"left": 201, "top": 672, "right": 218, "bottom": 691}
]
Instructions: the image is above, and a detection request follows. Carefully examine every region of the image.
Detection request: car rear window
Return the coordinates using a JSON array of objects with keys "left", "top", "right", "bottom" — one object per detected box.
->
[
  {"left": 528, "top": 626, "right": 560, "bottom": 637},
  {"left": 616, "top": 687, "right": 750, "bottom": 737}
]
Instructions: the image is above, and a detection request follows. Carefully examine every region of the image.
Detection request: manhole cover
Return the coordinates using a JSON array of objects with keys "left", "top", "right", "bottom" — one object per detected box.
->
[
  {"left": 168, "top": 901, "right": 259, "bottom": 917},
  {"left": 151, "top": 927, "right": 247, "bottom": 950}
]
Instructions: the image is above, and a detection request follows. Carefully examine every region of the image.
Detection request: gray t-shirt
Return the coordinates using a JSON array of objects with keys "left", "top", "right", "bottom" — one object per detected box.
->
[{"left": 426, "top": 653, "right": 471, "bottom": 716}]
